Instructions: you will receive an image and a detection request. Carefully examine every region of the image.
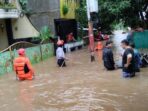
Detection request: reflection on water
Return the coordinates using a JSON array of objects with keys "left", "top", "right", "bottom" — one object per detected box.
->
[
  {"left": 0, "top": 31, "right": 148, "bottom": 111},
  {"left": 18, "top": 82, "right": 34, "bottom": 111}
]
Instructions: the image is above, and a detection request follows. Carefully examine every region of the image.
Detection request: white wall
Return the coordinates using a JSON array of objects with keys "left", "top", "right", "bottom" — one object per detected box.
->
[{"left": 12, "top": 16, "right": 39, "bottom": 39}]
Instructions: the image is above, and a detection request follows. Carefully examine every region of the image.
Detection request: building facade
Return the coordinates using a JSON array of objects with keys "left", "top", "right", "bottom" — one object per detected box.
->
[
  {"left": 26, "top": 0, "right": 60, "bottom": 33},
  {"left": 0, "top": 0, "right": 79, "bottom": 51},
  {"left": 0, "top": 0, "right": 39, "bottom": 51}
]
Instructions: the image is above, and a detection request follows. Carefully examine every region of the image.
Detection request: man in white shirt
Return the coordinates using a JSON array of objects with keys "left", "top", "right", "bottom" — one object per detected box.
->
[{"left": 56, "top": 40, "right": 66, "bottom": 67}]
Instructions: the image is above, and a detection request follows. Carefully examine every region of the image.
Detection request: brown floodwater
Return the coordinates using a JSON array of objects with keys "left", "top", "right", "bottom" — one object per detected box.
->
[{"left": 0, "top": 31, "right": 148, "bottom": 111}]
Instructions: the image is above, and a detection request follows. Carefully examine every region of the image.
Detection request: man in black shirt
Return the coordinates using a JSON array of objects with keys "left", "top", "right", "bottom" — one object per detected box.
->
[
  {"left": 103, "top": 41, "right": 115, "bottom": 70},
  {"left": 121, "top": 40, "right": 135, "bottom": 78}
]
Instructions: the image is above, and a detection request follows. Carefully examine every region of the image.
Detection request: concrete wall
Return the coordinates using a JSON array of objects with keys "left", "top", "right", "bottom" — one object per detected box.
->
[
  {"left": 0, "top": 20, "right": 8, "bottom": 51},
  {"left": 27, "top": 0, "right": 60, "bottom": 33},
  {"left": 0, "top": 43, "right": 54, "bottom": 75}
]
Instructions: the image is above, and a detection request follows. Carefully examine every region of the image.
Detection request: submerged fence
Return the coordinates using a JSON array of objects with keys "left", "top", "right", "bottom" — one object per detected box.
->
[
  {"left": 134, "top": 30, "right": 148, "bottom": 49},
  {"left": 0, "top": 42, "right": 54, "bottom": 75}
]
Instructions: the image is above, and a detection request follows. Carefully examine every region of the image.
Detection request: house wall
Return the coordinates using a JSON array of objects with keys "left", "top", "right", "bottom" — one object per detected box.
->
[
  {"left": 0, "top": 20, "right": 8, "bottom": 51},
  {"left": 27, "top": 0, "right": 60, "bottom": 33},
  {"left": 12, "top": 16, "right": 39, "bottom": 39},
  {"left": 0, "top": 0, "right": 62, "bottom": 50},
  {"left": 60, "top": 0, "right": 79, "bottom": 19},
  {"left": 11, "top": 0, "right": 39, "bottom": 39}
]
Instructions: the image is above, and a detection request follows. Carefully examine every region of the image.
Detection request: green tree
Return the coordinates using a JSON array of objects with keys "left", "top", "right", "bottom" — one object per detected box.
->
[
  {"left": 75, "top": 0, "right": 87, "bottom": 37},
  {"left": 19, "top": 0, "right": 28, "bottom": 10},
  {"left": 99, "top": 0, "right": 148, "bottom": 30},
  {"left": 39, "top": 26, "right": 53, "bottom": 42},
  {"left": 75, "top": 0, "right": 87, "bottom": 28},
  {"left": 75, "top": 0, "right": 147, "bottom": 31}
]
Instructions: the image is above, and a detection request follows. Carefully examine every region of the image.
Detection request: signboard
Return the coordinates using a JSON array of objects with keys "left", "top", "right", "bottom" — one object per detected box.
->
[{"left": 87, "top": 0, "right": 98, "bottom": 13}]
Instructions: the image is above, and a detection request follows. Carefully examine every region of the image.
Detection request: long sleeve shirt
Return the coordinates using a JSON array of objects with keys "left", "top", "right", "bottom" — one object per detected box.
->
[{"left": 56, "top": 47, "right": 65, "bottom": 60}]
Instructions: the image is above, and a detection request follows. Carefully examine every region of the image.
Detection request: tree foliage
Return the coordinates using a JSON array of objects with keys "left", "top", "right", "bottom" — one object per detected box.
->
[
  {"left": 75, "top": 0, "right": 87, "bottom": 37},
  {"left": 75, "top": 0, "right": 148, "bottom": 31},
  {"left": 75, "top": 0, "right": 87, "bottom": 28},
  {"left": 39, "top": 26, "right": 53, "bottom": 42},
  {"left": 19, "top": 0, "right": 28, "bottom": 10}
]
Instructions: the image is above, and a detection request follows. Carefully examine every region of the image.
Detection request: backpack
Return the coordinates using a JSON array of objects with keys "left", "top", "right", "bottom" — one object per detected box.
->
[
  {"left": 24, "top": 63, "right": 30, "bottom": 74},
  {"left": 24, "top": 58, "right": 30, "bottom": 74}
]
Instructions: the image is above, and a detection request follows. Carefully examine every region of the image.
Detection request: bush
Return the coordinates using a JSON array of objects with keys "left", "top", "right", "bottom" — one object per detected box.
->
[{"left": 39, "top": 26, "right": 53, "bottom": 42}]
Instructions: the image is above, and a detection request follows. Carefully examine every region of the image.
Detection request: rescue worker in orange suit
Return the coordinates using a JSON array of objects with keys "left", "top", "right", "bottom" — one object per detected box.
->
[
  {"left": 13, "top": 48, "right": 34, "bottom": 81},
  {"left": 95, "top": 41, "right": 104, "bottom": 62},
  {"left": 95, "top": 41, "right": 103, "bottom": 50}
]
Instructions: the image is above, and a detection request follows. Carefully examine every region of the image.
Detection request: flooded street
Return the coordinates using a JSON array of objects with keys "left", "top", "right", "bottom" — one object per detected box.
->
[{"left": 0, "top": 32, "right": 148, "bottom": 111}]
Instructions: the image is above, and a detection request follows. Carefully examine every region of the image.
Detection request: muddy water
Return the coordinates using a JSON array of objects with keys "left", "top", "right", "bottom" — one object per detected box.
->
[{"left": 0, "top": 32, "right": 148, "bottom": 111}]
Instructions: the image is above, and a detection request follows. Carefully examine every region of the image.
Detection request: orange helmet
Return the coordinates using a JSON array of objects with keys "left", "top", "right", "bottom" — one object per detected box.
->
[
  {"left": 98, "top": 41, "right": 102, "bottom": 45},
  {"left": 57, "top": 40, "right": 64, "bottom": 45},
  {"left": 97, "top": 42, "right": 103, "bottom": 50},
  {"left": 18, "top": 48, "right": 25, "bottom": 56}
]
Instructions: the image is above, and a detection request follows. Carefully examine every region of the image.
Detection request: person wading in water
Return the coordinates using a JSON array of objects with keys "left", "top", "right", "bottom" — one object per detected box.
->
[
  {"left": 56, "top": 40, "right": 67, "bottom": 67},
  {"left": 102, "top": 41, "right": 115, "bottom": 70},
  {"left": 121, "top": 40, "right": 135, "bottom": 78},
  {"left": 13, "top": 48, "right": 35, "bottom": 81}
]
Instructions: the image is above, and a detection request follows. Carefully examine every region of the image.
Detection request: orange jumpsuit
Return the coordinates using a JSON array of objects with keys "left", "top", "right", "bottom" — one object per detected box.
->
[
  {"left": 13, "top": 56, "right": 34, "bottom": 80},
  {"left": 95, "top": 42, "right": 103, "bottom": 50},
  {"left": 95, "top": 42, "right": 103, "bottom": 62}
]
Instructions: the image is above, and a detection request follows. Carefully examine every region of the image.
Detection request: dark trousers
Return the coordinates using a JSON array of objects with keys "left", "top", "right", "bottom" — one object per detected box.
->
[
  {"left": 57, "top": 59, "right": 66, "bottom": 67},
  {"left": 91, "top": 55, "right": 95, "bottom": 62},
  {"left": 122, "top": 72, "right": 135, "bottom": 78},
  {"left": 104, "top": 61, "right": 115, "bottom": 70}
]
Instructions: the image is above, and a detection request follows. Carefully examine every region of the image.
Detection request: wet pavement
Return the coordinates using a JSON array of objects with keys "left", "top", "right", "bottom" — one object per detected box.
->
[{"left": 0, "top": 31, "right": 148, "bottom": 111}]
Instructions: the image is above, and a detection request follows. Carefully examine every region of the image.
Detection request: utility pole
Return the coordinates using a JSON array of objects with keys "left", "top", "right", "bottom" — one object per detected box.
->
[{"left": 86, "top": 0, "right": 98, "bottom": 62}]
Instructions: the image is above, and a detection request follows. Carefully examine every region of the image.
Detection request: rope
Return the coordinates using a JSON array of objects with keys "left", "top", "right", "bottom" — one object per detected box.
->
[{"left": 0, "top": 41, "right": 37, "bottom": 53}]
